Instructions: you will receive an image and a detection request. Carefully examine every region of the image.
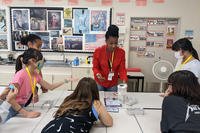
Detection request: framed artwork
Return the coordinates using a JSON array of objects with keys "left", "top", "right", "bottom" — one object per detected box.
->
[
  {"left": 85, "top": 34, "right": 105, "bottom": 51},
  {"left": 0, "top": 34, "right": 8, "bottom": 50},
  {"left": 30, "top": 8, "right": 47, "bottom": 31},
  {"left": 64, "top": 36, "right": 83, "bottom": 51},
  {"left": 0, "top": 9, "right": 6, "bottom": 33},
  {"left": 90, "top": 9, "right": 109, "bottom": 33},
  {"left": 73, "top": 8, "right": 89, "bottom": 34},
  {"left": 47, "top": 10, "right": 62, "bottom": 30},
  {"left": 12, "top": 9, "right": 29, "bottom": 31},
  {"left": 64, "top": 8, "right": 72, "bottom": 19}
]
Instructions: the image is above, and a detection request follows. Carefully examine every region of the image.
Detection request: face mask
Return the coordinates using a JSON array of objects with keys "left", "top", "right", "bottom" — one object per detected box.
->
[
  {"left": 174, "top": 51, "right": 183, "bottom": 59},
  {"left": 36, "top": 58, "right": 44, "bottom": 71}
]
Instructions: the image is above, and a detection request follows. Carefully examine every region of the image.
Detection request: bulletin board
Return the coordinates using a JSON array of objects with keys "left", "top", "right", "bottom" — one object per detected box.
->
[
  {"left": 10, "top": 7, "right": 112, "bottom": 53},
  {"left": 129, "top": 17, "right": 179, "bottom": 58}
]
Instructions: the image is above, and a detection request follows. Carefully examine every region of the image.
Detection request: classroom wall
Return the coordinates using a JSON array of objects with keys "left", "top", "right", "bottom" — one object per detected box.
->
[{"left": 1, "top": 0, "right": 200, "bottom": 91}]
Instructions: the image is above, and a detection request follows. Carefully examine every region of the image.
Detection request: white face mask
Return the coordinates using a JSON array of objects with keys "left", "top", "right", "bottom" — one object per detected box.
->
[{"left": 174, "top": 51, "right": 183, "bottom": 59}]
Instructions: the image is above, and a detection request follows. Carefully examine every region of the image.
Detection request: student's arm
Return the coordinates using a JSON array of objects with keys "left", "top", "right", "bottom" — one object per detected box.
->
[
  {"left": 11, "top": 84, "right": 40, "bottom": 118},
  {"left": 38, "top": 78, "right": 76, "bottom": 91},
  {"left": 0, "top": 87, "right": 10, "bottom": 101},
  {"left": 39, "top": 79, "right": 66, "bottom": 91},
  {"left": 118, "top": 50, "right": 127, "bottom": 83},
  {"left": 94, "top": 100, "right": 113, "bottom": 127}
]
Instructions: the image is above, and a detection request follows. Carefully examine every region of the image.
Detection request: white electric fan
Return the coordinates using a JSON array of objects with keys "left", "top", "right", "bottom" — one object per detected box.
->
[{"left": 152, "top": 60, "right": 174, "bottom": 92}]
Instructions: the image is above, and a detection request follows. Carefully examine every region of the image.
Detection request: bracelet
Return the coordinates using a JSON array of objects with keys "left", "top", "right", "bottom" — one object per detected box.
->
[
  {"left": 64, "top": 79, "right": 69, "bottom": 83},
  {"left": 17, "top": 107, "right": 23, "bottom": 112}
]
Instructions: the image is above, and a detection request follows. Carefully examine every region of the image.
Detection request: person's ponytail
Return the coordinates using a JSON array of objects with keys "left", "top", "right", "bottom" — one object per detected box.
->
[
  {"left": 15, "top": 54, "right": 23, "bottom": 73},
  {"left": 191, "top": 47, "right": 199, "bottom": 60}
]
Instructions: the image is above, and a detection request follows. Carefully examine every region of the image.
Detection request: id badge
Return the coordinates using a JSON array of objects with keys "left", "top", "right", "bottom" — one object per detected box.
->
[{"left": 108, "top": 72, "right": 114, "bottom": 81}]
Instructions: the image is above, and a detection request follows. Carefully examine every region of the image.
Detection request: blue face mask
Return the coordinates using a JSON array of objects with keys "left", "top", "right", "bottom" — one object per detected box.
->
[{"left": 36, "top": 58, "right": 44, "bottom": 71}]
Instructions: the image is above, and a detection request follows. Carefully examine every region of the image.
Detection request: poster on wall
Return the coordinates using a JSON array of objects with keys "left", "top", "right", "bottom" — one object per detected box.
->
[
  {"left": 64, "top": 19, "right": 72, "bottom": 27},
  {"left": 47, "top": 10, "right": 62, "bottom": 30},
  {"left": 90, "top": 9, "right": 108, "bottom": 33},
  {"left": 0, "top": 34, "right": 8, "bottom": 49},
  {"left": 184, "top": 30, "right": 194, "bottom": 40},
  {"left": 12, "top": 9, "right": 29, "bottom": 31},
  {"left": 116, "top": 13, "right": 125, "bottom": 26},
  {"left": 30, "top": 9, "right": 47, "bottom": 31},
  {"left": 85, "top": 34, "right": 105, "bottom": 51},
  {"left": 73, "top": 8, "right": 89, "bottom": 34},
  {"left": 0, "top": 9, "right": 6, "bottom": 33},
  {"left": 64, "top": 36, "right": 83, "bottom": 51},
  {"left": 64, "top": 8, "right": 72, "bottom": 19}
]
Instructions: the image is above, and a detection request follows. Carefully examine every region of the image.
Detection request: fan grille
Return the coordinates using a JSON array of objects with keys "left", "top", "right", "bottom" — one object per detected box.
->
[{"left": 152, "top": 60, "right": 174, "bottom": 80}]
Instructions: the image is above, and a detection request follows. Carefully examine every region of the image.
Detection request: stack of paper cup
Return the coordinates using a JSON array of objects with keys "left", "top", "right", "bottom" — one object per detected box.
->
[{"left": 117, "top": 83, "right": 127, "bottom": 105}]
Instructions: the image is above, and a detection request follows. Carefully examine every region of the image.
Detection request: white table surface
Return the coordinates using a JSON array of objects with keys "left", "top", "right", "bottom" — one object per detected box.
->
[
  {"left": 135, "top": 110, "right": 162, "bottom": 133},
  {"left": 0, "top": 90, "right": 163, "bottom": 133},
  {"left": 127, "top": 72, "right": 144, "bottom": 77},
  {"left": 130, "top": 92, "right": 163, "bottom": 109},
  {"left": 107, "top": 109, "right": 142, "bottom": 133}
]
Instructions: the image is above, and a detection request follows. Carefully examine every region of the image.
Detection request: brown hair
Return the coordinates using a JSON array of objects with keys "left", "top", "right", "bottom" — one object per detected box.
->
[
  {"left": 168, "top": 70, "right": 200, "bottom": 105},
  {"left": 54, "top": 77, "right": 99, "bottom": 117}
]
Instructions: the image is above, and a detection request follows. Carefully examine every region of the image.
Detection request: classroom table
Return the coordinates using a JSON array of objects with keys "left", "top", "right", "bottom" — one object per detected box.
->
[
  {"left": 0, "top": 90, "right": 164, "bottom": 133},
  {"left": 134, "top": 109, "right": 162, "bottom": 133}
]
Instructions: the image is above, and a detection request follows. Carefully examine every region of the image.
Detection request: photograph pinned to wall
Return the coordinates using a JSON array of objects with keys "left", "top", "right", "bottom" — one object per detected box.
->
[
  {"left": 166, "top": 38, "right": 173, "bottom": 49},
  {"left": 47, "top": 10, "right": 62, "bottom": 30},
  {"left": 145, "top": 51, "right": 155, "bottom": 58},
  {"left": 147, "top": 31, "right": 164, "bottom": 37},
  {"left": 118, "top": 38, "right": 125, "bottom": 48},
  {"left": 166, "top": 26, "right": 175, "bottom": 36},
  {"left": 184, "top": 30, "right": 194, "bottom": 40},
  {"left": 137, "top": 46, "right": 146, "bottom": 57},
  {"left": 15, "top": 41, "right": 27, "bottom": 50},
  {"left": 31, "top": 32, "right": 50, "bottom": 50},
  {"left": 12, "top": 9, "right": 29, "bottom": 31},
  {"left": 167, "top": 19, "right": 178, "bottom": 25},
  {"left": 64, "top": 36, "right": 83, "bottom": 51},
  {"left": 129, "top": 46, "right": 138, "bottom": 51},
  {"left": 73, "top": 8, "right": 89, "bottom": 34},
  {"left": 0, "top": 34, "right": 8, "bottom": 49},
  {"left": 64, "top": 19, "right": 72, "bottom": 27},
  {"left": 50, "top": 30, "right": 59, "bottom": 37},
  {"left": 116, "top": 13, "right": 125, "bottom": 26},
  {"left": 84, "top": 34, "right": 105, "bottom": 51},
  {"left": 30, "top": 9, "right": 47, "bottom": 31},
  {"left": 147, "top": 18, "right": 165, "bottom": 25},
  {"left": 63, "top": 28, "right": 72, "bottom": 35},
  {"left": 57, "top": 35, "right": 64, "bottom": 51},
  {"left": 50, "top": 37, "right": 58, "bottom": 51},
  {"left": 64, "top": 8, "right": 72, "bottom": 19},
  {"left": 0, "top": 9, "right": 7, "bottom": 33},
  {"left": 146, "top": 41, "right": 155, "bottom": 47},
  {"left": 90, "top": 9, "right": 109, "bottom": 33},
  {"left": 130, "top": 35, "right": 139, "bottom": 41},
  {"left": 154, "top": 41, "right": 165, "bottom": 47},
  {"left": 12, "top": 31, "right": 29, "bottom": 41}
]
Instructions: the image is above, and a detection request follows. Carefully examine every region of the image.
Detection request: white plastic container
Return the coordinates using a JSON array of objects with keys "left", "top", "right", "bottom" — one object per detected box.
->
[{"left": 117, "top": 83, "right": 127, "bottom": 106}]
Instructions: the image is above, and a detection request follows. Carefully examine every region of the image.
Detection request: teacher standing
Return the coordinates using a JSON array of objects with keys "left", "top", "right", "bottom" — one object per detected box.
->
[{"left": 92, "top": 25, "right": 127, "bottom": 92}]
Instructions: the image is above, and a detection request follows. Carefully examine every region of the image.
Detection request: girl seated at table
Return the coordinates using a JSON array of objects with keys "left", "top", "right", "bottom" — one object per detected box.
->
[
  {"left": 161, "top": 70, "right": 200, "bottom": 133},
  {"left": 6, "top": 48, "right": 73, "bottom": 121},
  {"left": 42, "top": 77, "right": 113, "bottom": 133}
]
